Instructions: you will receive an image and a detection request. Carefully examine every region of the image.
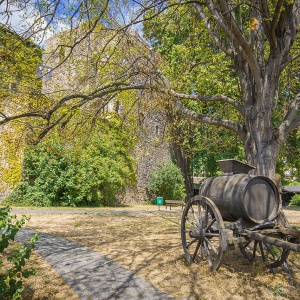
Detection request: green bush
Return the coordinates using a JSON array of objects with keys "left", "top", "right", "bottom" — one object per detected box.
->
[
  {"left": 146, "top": 162, "right": 186, "bottom": 204},
  {"left": 289, "top": 193, "right": 300, "bottom": 206},
  {"left": 5, "top": 122, "right": 136, "bottom": 207},
  {"left": 0, "top": 207, "right": 39, "bottom": 299}
]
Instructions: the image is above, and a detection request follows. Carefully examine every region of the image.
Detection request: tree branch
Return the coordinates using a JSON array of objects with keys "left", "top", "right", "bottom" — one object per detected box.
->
[
  {"left": 41, "top": 0, "right": 109, "bottom": 78},
  {"left": 279, "top": 92, "right": 300, "bottom": 137},
  {"left": 290, "top": 116, "right": 300, "bottom": 132},
  {"left": 270, "top": 0, "right": 284, "bottom": 46},
  {"left": 37, "top": 113, "right": 67, "bottom": 142},
  {"left": 167, "top": 89, "right": 245, "bottom": 117},
  {"left": 280, "top": 53, "right": 300, "bottom": 71},
  {"left": 0, "top": 111, "right": 47, "bottom": 125},
  {"left": 260, "top": 0, "right": 272, "bottom": 44},
  {"left": 192, "top": 4, "right": 235, "bottom": 58},
  {"left": 173, "top": 98, "right": 245, "bottom": 139},
  {"left": 196, "top": 0, "right": 262, "bottom": 89}
]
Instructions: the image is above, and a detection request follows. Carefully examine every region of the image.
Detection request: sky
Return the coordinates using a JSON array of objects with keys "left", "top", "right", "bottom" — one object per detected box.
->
[
  {"left": 0, "top": 1, "right": 70, "bottom": 46},
  {"left": 0, "top": 1, "right": 144, "bottom": 47}
]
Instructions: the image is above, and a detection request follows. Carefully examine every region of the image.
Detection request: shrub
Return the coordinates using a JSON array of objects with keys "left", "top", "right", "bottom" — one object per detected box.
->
[
  {"left": 289, "top": 193, "right": 300, "bottom": 206},
  {"left": 6, "top": 121, "right": 136, "bottom": 207},
  {"left": 0, "top": 207, "right": 39, "bottom": 299},
  {"left": 146, "top": 162, "right": 186, "bottom": 204}
]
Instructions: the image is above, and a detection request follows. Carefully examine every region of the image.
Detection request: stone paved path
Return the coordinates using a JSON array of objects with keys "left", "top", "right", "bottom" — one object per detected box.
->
[{"left": 16, "top": 228, "right": 174, "bottom": 300}]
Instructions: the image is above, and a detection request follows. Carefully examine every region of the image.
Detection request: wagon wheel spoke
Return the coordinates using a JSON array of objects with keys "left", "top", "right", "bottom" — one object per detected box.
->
[
  {"left": 259, "top": 242, "right": 266, "bottom": 262},
  {"left": 204, "top": 240, "right": 213, "bottom": 267},
  {"left": 203, "top": 203, "right": 209, "bottom": 227},
  {"left": 189, "top": 206, "right": 198, "bottom": 226},
  {"left": 205, "top": 237, "right": 219, "bottom": 255},
  {"left": 263, "top": 242, "right": 277, "bottom": 260},
  {"left": 185, "top": 215, "right": 198, "bottom": 228},
  {"left": 205, "top": 217, "right": 216, "bottom": 232},
  {"left": 239, "top": 239, "right": 252, "bottom": 250},
  {"left": 200, "top": 241, "right": 205, "bottom": 260},
  {"left": 205, "top": 233, "right": 220, "bottom": 237},
  {"left": 262, "top": 242, "right": 289, "bottom": 268},
  {"left": 252, "top": 241, "right": 258, "bottom": 260},
  {"left": 197, "top": 201, "right": 202, "bottom": 225},
  {"left": 192, "top": 239, "right": 202, "bottom": 262},
  {"left": 186, "top": 238, "right": 198, "bottom": 249},
  {"left": 181, "top": 196, "right": 225, "bottom": 272}
]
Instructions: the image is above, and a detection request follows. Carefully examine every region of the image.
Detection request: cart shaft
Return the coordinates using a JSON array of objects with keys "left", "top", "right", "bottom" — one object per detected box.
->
[{"left": 243, "top": 230, "right": 300, "bottom": 252}]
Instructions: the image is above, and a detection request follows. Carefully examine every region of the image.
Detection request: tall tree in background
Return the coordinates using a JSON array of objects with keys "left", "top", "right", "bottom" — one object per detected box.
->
[{"left": 143, "top": 3, "right": 245, "bottom": 190}]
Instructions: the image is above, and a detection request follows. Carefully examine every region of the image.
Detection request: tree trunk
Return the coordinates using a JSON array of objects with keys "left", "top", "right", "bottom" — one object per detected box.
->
[
  {"left": 165, "top": 109, "right": 194, "bottom": 201},
  {"left": 171, "top": 142, "right": 193, "bottom": 202},
  {"left": 243, "top": 91, "right": 283, "bottom": 180},
  {"left": 236, "top": 43, "right": 284, "bottom": 180},
  {"left": 244, "top": 135, "right": 281, "bottom": 180}
]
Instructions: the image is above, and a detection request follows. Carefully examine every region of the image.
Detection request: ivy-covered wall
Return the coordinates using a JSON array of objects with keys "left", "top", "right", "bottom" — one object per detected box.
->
[{"left": 0, "top": 26, "right": 42, "bottom": 199}]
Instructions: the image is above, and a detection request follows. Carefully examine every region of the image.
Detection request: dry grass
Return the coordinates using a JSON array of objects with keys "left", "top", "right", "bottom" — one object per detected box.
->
[
  {"left": 9, "top": 206, "right": 300, "bottom": 299},
  {"left": 21, "top": 251, "right": 80, "bottom": 300},
  {"left": 0, "top": 244, "right": 79, "bottom": 300}
]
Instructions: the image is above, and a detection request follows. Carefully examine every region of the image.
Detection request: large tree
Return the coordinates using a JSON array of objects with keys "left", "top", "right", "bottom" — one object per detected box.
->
[{"left": 142, "top": 0, "right": 300, "bottom": 179}]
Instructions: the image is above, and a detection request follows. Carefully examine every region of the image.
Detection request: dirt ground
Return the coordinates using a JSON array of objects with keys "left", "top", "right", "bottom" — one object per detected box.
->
[{"left": 12, "top": 206, "right": 300, "bottom": 299}]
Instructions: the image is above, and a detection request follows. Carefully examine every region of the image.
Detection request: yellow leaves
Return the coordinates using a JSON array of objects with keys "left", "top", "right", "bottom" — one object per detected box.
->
[
  {"left": 0, "top": 122, "right": 25, "bottom": 188},
  {"left": 250, "top": 18, "right": 259, "bottom": 31}
]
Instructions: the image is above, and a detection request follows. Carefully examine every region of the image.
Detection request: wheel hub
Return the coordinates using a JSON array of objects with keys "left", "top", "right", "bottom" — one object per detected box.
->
[{"left": 189, "top": 228, "right": 206, "bottom": 241}]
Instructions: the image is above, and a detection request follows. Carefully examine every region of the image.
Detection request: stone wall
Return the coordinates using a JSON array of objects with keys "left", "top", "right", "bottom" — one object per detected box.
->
[{"left": 122, "top": 110, "right": 171, "bottom": 203}]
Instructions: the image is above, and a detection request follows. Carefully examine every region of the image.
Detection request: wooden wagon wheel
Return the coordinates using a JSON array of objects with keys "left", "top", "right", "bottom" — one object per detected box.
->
[
  {"left": 239, "top": 211, "right": 291, "bottom": 268},
  {"left": 181, "top": 195, "right": 226, "bottom": 272},
  {"left": 238, "top": 237, "right": 290, "bottom": 268},
  {"left": 238, "top": 211, "right": 291, "bottom": 269}
]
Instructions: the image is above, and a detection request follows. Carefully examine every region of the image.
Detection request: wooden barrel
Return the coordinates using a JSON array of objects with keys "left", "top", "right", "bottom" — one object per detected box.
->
[{"left": 199, "top": 174, "right": 280, "bottom": 223}]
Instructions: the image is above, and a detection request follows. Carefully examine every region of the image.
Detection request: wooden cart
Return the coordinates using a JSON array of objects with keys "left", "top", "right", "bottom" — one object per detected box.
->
[{"left": 181, "top": 159, "right": 300, "bottom": 275}]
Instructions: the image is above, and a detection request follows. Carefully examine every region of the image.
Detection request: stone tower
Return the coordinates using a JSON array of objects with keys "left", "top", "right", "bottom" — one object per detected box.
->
[{"left": 42, "top": 28, "right": 172, "bottom": 203}]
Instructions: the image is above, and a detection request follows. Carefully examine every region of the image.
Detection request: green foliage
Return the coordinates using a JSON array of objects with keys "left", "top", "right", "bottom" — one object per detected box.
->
[
  {"left": 146, "top": 162, "right": 186, "bottom": 203},
  {"left": 192, "top": 128, "right": 245, "bottom": 177},
  {"left": 143, "top": 2, "right": 244, "bottom": 179},
  {"left": 272, "top": 284, "right": 285, "bottom": 297},
  {"left": 289, "top": 194, "right": 300, "bottom": 207},
  {"left": 5, "top": 119, "right": 136, "bottom": 207},
  {"left": 0, "top": 207, "right": 38, "bottom": 300},
  {"left": 143, "top": 2, "right": 240, "bottom": 100},
  {"left": 277, "top": 129, "right": 300, "bottom": 184},
  {"left": 0, "top": 25, "right": 42, "bottom": 98},
  {"left": 143, "top": 1, "right": 300, "bottom": 179}
]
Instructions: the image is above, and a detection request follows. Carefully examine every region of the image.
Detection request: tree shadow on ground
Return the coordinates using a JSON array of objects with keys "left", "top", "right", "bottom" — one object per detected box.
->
[{"left": 19, "top": 211, "right": 300, "bottom": 300}]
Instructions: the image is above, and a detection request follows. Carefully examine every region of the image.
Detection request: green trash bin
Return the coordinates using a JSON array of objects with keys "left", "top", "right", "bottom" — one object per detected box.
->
[{"left": 156, "top": 197, "right": 164, "bottom": 206}]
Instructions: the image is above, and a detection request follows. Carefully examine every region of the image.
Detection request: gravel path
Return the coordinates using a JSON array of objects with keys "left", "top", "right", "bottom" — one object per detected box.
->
[
  {"left": 16, "top": 228, "right": 174, "bottom": 300},
  {"left": 11, "top": 208, "right": 180, "bottom": 215}
]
